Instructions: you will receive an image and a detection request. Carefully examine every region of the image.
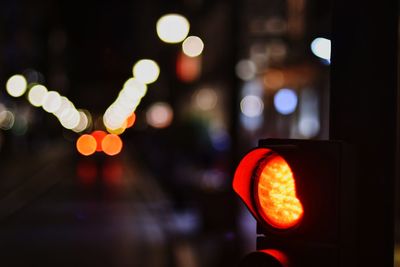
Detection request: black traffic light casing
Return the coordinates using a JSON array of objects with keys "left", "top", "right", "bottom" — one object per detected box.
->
[{"left": 234, "top": 139, "right": 356, "bottom": 267}]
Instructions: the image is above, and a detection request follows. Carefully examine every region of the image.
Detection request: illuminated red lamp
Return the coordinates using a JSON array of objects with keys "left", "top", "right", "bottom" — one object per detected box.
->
[
  {"left": 234, "top": 139, "right": 355, "bottom": 266},
  {"left": 233, "top": 148, "right": 303, "bottom": 230}
]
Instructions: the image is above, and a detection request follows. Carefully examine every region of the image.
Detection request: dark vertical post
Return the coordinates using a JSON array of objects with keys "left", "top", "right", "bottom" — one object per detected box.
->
[
  {"left": 229, "top": 0, "right": 241, "bottom": 172},
  {"left": 330, "top": 1, "right": 398, "bottom": 266}
]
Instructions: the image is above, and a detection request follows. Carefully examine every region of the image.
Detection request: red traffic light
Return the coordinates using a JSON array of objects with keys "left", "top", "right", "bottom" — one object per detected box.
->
[
  {"left": 255, "top": 153, "right": 303, "bottom": 229},
  {"left": 234, "top": 139, "right": 358, "bottom": 266},
  {"left": 233, "top": 148, "right": 303, "bottom": 230}
]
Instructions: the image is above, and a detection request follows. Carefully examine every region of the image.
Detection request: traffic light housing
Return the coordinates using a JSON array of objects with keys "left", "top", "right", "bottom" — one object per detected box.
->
[{"left": 233, "top": 139, "right": 356, "bottom": 267}]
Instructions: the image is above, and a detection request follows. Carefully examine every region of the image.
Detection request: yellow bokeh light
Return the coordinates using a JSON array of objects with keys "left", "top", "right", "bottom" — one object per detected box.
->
[
  {"left": 28, "top": 84, "right": 48, "bottom": 107},
  {"left": 106, "top": 125, "right": 126, "bottom": 135},
  {"left": 6, "top": 75, "right": 27, "bottom": 97},
  {"left": 133, "top": 59, "right": 160, "bottom": 84},
  {"left": 156, "top": 14, "right": 190, "bottom": 44},
  {"left": 182, "top": 36, "right": 204, "bottom": 57},
  {"left": 106, "top": 118, "right": 127, "bottom": 135}
]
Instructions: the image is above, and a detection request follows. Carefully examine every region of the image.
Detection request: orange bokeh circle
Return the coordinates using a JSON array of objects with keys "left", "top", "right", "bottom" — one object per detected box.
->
[
  {"left": 126, "top": 113, "right": 136, "bottom": 128},
  {"left": 76, "top": 134, "right": 97, "bottom": 156},
  {"left": 102, "top": 134, "right": 123, "bottom": 156}
]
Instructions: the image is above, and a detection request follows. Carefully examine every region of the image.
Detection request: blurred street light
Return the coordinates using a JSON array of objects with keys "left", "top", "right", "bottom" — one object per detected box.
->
[
  {"left": 133, "top": 59, "right": 160, "bottom": 84},
  {"left": 6, "top": 75, "right": 28, "bottom": 97},
  {"left": 156, "top": 14, "right": 190, "bottom": 44},
  {"left": 182, "top": 36, "right": 204, "bottom": 57}
]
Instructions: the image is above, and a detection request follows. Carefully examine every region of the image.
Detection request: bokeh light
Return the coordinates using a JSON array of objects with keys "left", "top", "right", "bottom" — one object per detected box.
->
[
  {"left": 42, "top": 91, "right": 62, "bottom": 113},
  {"left": 182, "top": 36, "right": 204, "bottom": 57},
  {"left": 123, "top": 78, "right": 148, "bottom": 98},
  {"left": 59, "top": 107, "right": 80, "bottom": 129},
  {"left": 53, "top": 97, "right": 72, "bottom": 118},
  {"left": 235, "top": 60, "right": 257, "bottom": 81},
  {"left": 299, "top": 117, "right": 320, "bottom": 138},
  {"left": 311, "top": 37, "right": 331, "bottom": 63},
  {"left": 146, "top": 102, "right": 173, "bottom": 128},
  {"left": 28, "top": 84, "right": 48, "bottom": 107},
  {"left": 106, "top": 125, "right": 126, "bottom": 135},
  {"left": 6, "top": 75, "right": 28, "bottom": 97},
  {"left": 263, "top": 70, "right": 285, "bottom": 89},
  {"left": 176, "top": 52, "right": 201, "bottom": 82},
  {"left": 72, "top": 110, "right": 90, "bottom": 133},
  {"left": 0, "top": 110, "right": 15, "bottom": 130},
  {"left": 240, "top": 95, "right": 264, "bottom": 118},
  {"left": 76, "top": 134, "right": 97, "bottom": 156},
  {"left": 125, "top": 113, "right": 136, "bottom": 128},
  {"left": 132, "top": 59, "right": 160, "bottom": 84},
  {"left": 103, "top": 104, "right": 128, "bottom": 130},
  {"left": 274, "top": 88, "right": 298, "bottom": 115},
  {"left": 193, "top": 88, "right": 218, "bottom": 111},
  {"left": 91, "top": 130, "right": 107, "bottom": 152},
  {"left": 156, "top": 14, "right": 190, "bottom": 43},
  {"left": 102, "top": 134, "right": 123, "bottom": 156},
  {"left": 104, "top": 77, "right": 148, "bottom": 128},
  {"left": 52, "top": 96, "right": 84, "bottom": 130}
]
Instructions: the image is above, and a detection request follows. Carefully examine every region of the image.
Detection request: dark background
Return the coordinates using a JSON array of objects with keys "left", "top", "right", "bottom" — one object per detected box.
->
[{"left": 0, "top": 0, "right": 340, "bottom": 266}]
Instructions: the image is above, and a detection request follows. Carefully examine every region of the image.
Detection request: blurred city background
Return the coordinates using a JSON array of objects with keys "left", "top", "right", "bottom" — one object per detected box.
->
[{"left": 0, "top": 0, "right": 343, "bottom": 266}]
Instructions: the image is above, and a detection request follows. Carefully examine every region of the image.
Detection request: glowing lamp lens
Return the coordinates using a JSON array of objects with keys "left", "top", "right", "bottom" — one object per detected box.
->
[{"left": 255, "top": 154, "right": 303, "bottom": 229}]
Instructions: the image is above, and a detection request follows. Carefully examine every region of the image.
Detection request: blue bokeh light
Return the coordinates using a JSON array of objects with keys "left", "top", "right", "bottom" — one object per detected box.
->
[{"left": 274, "top": 88, "right": 298, "bottom": 115}]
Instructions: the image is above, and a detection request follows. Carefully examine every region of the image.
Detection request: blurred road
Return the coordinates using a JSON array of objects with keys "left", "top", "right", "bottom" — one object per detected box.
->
[{"left": 0, "top": 144, "right": 175, "bottom": 267}]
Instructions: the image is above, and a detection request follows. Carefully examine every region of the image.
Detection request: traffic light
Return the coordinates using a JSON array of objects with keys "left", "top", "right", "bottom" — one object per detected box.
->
[{"left": 233, "top": 139, "right": 356, "bottom": 267}]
